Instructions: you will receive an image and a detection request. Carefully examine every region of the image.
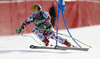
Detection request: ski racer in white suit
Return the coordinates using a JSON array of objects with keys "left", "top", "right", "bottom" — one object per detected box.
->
[{"left": 16, "top": 4, "right": 74, "bottom": 47}]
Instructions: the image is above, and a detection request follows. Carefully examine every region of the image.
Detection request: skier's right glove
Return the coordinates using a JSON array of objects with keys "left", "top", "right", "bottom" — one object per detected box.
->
[{"left": 16, "top": 27, "right": 23, "bottom": 34}]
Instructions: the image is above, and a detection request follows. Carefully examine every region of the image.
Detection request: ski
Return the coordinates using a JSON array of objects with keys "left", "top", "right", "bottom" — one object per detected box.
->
[
  {"left": 57, "top": 46, "right": 89, "bottom": 51},
  {"left": 30, "top": 45, "right": 89, "bottom": 51}
]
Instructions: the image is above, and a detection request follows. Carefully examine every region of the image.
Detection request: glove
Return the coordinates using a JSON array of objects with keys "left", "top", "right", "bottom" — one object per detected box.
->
[
  {"left": 38, "top": 24, "right": 47, "bottom": 31},
  {"left": 16, "top": 27, "right": 23, "bottom": 34}
]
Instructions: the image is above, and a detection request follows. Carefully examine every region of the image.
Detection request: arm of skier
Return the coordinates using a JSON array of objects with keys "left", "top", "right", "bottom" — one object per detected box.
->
[
  {"left": 44, "top": 12, "right": 51, "bottom": 25},
  {"left": 38, "top": 12, "right": 51, "bottom": 31},
  {"left": 16, "top": 16, "right": 33, "bottom": 34}
]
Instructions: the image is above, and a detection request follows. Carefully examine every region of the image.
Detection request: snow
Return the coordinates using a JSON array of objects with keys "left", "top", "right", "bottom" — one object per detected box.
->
[{"left": 0, "top": 25, "right": 100, "bottom": 59}]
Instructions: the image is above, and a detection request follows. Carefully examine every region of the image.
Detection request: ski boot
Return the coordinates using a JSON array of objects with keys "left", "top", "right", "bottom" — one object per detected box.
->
[
  {"left": 42, "top": 38, "right": 49, "bottom": 46},
  {"left": 64, "top": 39, "right": 75, "bottom": 47}
]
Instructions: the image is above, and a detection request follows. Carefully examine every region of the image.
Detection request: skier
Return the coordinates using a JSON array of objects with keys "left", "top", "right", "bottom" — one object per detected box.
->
[{"left": 16, "top": 4, "right": 74, "bottom": 47}]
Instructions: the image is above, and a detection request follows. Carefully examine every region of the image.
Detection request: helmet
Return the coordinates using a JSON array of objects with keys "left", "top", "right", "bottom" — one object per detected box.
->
[{"left": 31, "top": 4, "right": 42, "bottom": 14}]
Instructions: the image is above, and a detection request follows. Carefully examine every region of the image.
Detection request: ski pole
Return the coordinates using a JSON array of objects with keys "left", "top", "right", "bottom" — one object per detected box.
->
[
  {"left": 44, "top": 29, "right": 92, "bottom": 48},
  {"left": 61, "top": 34, "right": 92, "bottom": 48},
  {"left": 19, "top": 33, "right": 41, "bottom": 45}
]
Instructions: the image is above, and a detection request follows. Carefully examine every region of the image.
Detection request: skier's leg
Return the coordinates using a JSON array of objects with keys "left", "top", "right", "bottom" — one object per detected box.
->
[
  {"left": 32, "top": 27, "right": 49, "bottom": 46},
  {"left": 46, "top": 30, "right": 72, "bottom": 47}
]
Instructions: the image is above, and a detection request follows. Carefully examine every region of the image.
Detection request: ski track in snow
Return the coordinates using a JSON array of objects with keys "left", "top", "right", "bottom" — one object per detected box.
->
[{"left": 0, "top": 25, "right": 100, "bottom": 59}]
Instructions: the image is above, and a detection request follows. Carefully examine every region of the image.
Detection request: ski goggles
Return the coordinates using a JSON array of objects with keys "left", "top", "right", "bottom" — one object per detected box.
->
[{"left": 32, "top": 11, "right": 40, "bottom": 15}]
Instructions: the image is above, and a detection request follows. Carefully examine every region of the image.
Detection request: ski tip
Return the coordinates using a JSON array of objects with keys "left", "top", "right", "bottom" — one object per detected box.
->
[{"left": 30, "top": 45, "right": 34, "bottom": 48}]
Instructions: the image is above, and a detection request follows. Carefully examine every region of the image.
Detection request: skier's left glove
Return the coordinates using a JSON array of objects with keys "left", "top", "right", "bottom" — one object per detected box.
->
[
  {"left": 38, "top": 19, "right": 50, "bottom": 31},
  {"left": 16, "top": 27, "right": 23, "bottom": 34},
  {"left": 38, "top": 24, "right": 48, "bottom": 31}
]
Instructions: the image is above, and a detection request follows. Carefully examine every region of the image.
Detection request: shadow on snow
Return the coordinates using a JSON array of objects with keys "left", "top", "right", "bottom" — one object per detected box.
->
[{"left": 0, "top": 49, "right": 72, "bottom": 54}]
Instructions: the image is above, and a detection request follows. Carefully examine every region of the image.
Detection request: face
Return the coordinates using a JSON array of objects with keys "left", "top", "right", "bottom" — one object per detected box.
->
[
  {"left": 34, "top": 13, "right": 40, "bottom": 18},
  {"left": 32, "top": 11, "right": 41, "bottom": 18}
]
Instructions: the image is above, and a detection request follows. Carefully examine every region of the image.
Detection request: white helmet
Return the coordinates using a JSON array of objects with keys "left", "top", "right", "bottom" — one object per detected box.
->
[{"left": 31, "top": 4, "right": 42, "bottom": 14}]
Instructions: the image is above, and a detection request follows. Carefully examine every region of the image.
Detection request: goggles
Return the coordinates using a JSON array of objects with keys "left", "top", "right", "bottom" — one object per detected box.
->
[{"left": 32, "top": 11, "right": 40, "bottom": 15}]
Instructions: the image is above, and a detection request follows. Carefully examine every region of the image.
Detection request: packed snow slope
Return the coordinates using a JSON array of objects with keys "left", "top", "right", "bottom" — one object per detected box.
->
[{"left": 0, "top": 25, "right": 100, "bottom": 59}]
